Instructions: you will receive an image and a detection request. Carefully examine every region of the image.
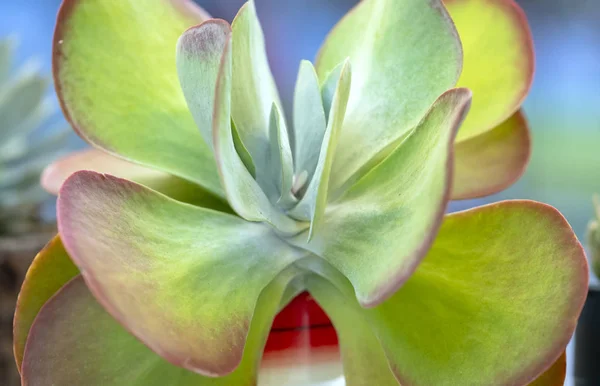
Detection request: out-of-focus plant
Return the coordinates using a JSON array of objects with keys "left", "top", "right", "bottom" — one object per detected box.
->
[
  {"left": 0, "top": 38, "right": 68, "bottom": 234},
  {"left": 587, "top": 195, "right": 600, "bottom": 277},
  {"left": 0, "top": 36, "right": 69, "bottom": 386},
  {"left": 13, "top": 0, "right": 586, "bottom": 385}
]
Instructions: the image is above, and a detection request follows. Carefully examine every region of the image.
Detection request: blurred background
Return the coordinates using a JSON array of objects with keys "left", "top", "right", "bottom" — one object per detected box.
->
[{"left": 1, "top": 0, "right": 599, "bottom": 385}]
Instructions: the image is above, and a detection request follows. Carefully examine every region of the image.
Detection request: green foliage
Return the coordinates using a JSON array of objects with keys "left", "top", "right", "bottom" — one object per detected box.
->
[
  {"left": 0, "top": 38, "right": 69, "bottom": 234},
  {"left": 13, "top": 1, "right": 583, "bottom": 385},
  {"left": 587, "top": 195, "right": 600, "bottom": 278}
]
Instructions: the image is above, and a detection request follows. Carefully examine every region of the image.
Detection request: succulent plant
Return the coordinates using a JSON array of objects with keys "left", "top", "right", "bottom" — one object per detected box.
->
[
  {"left": 0, "top": 38, "right": 69, "bottom": 235},
  {"left": 13, "top": 0, "right": 587, "bottom": 385},
  {"left": 587, "top": 195, "right": 600, "bottom": 277}
]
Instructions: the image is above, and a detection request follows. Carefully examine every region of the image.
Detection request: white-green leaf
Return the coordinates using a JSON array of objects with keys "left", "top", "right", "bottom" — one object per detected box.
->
[
  {"left": 177, "top": 20, "right": 231, "bottom": 149},
  {"left": 213, "top": 32, "right": 304, "bottom": 235},
  {"left": 293, "top": 60, "right": 327, "bottom": 182},
  {"left": 231, "top": 0, "right": 283, "bottom": 171},
  {"left": 288, "top": 60, "right": 351, "bottom": 239}
]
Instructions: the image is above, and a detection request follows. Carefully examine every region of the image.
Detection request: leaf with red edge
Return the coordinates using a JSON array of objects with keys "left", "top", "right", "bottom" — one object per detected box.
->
[
  {"left": 57, "top": 171, "right": 303, "bottom": 376},
  {"left": 53, "top": 0, "right": 222, "bottom": 196},
  {"left": 41, "top": 149, "right": 230, "bottom": 210},
  {"left": 452, "top": 110, "right": 531, "bottom": 200}
]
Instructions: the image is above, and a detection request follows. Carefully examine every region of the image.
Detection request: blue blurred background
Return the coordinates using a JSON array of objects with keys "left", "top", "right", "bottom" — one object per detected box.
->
[{"left": 3, "top": 0, "right": 598, "bottom": 245}]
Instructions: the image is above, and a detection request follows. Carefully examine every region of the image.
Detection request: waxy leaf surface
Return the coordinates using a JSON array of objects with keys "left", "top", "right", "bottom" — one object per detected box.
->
[
  {"left": 293, "top": 61, "right": 327, "bottom": 182},
  {"left": 316, "top": 0, "right": 462, "bottom": 192},
  {"left": 13, "top": 236, "right": 79, "bottom": 369},
  {"left": 446, "top": 0, "right": 534, "bottom": 199},
  {"left": 177, "top": 19, "right": 231, "bottom": 148},
  {"left": 309, "top": 201, "right": 586, "bottom": 385},
  {"left": 21, "top": 267, "right": 300, "bottom": 385},
  {"left": 307, "top": 274, "right": 398, "bottom": 386},
  {"left": 212, "top": 34, "right": 303, "bottom": 233},
  {"left": 452, "top": 110, "right": 531, "bottom": 200},
  {"left": 447, "top": 0, "right": 534, "bottom": 141},
  {"left": 230, "top": 0, "right": 284, "bottom": 174},
  {"left": 288, "top": 60, "right": 351, "bottom": 239},
  {"left": 53, "top": 0, "right": 223, "bottom": 197},
  {"left": 41, "top": 149, "right": 230, "bottom": 210},
  {"left": 297, "top": 88, "right": 472, "bottom": 306},
  {"left": 57, "top": 171, "right": 302, "bottom": 375}
]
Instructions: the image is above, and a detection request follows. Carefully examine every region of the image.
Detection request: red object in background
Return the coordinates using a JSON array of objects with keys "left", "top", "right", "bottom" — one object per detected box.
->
[{"left": 264, "top": 292, "right": 339, "bottom": 357}]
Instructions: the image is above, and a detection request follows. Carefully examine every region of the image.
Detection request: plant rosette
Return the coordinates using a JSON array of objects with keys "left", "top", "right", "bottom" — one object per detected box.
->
[{"left": 14, "top": 0, "right": 586, "bottom": 385}]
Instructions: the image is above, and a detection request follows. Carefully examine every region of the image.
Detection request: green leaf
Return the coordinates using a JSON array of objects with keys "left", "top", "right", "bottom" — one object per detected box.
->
[
  {"left": 57, "top": 171, "right": 303, "bottom": 375},
  {"left": 452, "top": 110, "right": 531, "bottom": 200},
  {"left": 293, "top": 60, "right": 327, "bottom": 182},
  {"left": 13, "top": 235, "right": 80, "bottom": 370},
  {"left": 308, "top": 200, "right": 586, "bottom": 385},
  {"left": 316, "top": 0, "right": 462, "bottom": 193},
  {"left": 267, "top": 103, "right": 296, "bottom": 208},
  {"left": 230, "top": 0, "right": 283, "bottom": 171},
  {"left": 41, "top": 149, "right": 231, "bottom": 211},
  {"left": 447, "top": 0, "right": 534, "bottom": 141},
  {"left": 231, "top": 118, "right": 256, "bottom": 177},
  {"left": 176, "top": 19, "right": 232, "bottom": 149},
  {"left": 53, "top": 0, "right": 223, "bottom": 197},
  {"left": 307, "top": 273, "right": 399, "bottom": 386},
  {"left": 320, "top": 62, "right": 344, "bottom": 121},
  {"left": 288, "top": 60, "right": 351, "bottom": 240},
  {"left": 212, "top": 34, "right": 303, "bottom": 233},
  {"left": 293, "top": 88, "right": 471, "bottom": 306},
  {"left": 21, "top": 265, "right": 301, "bottom": 385}
]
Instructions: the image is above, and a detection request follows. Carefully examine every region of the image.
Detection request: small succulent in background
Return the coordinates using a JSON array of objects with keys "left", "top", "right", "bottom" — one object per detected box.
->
[
  {"left": 573, "top": 196, "right": 600, "bottom": 384},
  {"left": 0, "top": 38, "right": 69, "bottom": 235},
  {"left": 0, "top": 37, "right": 69, "bottom": 386},
  {"left": 12, "top": 0, "right": 586, "bottom": 385},
  {"left": 587, "top": 195, "right": 600, "bottom": 277}
]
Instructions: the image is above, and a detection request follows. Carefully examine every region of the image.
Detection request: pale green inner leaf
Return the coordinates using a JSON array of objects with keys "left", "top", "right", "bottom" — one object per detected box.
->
[
  {"left": 231, "top": 0, "right": 283, "bottom": 171},
  {"left": 293, "top": 60, "right": 327, "bottom": 182},
  {"left": 287, "top": 61, "right": 352, "bottom": 240}
]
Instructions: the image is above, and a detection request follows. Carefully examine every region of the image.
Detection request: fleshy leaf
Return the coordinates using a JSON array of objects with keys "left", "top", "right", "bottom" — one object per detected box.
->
[
  {"left": 230, "top": 0, "right": 283, "bottom": 170},
  {"left": 13, "top": 235, "right": 80, "bottom": 370},
  {"left": 293, "top": 88, "right": 472, "bottom": 306},
  {"left": 288, "top": 60, "right": 351, "bottom": 239},
  {"left": 316, "top": 0, "right": 462, "bottom": 192},
  {"left": 177, "top": 19, "right": 231, "bottom": 149},
  {"left": 452, "top": 110, "right": 531, "bottom": 200},
  {"left": 307, "top": 274, "right": 398, "bottom": 386},
  {"left": 41, "top": 149, "right": 230, "bottom": 211},
  {"left": 53, "top": 0, "right": 223, "bottom": 197},
  {"left": 308, "top": 201, "right": 586, "bottom": 385},
  {"left": 212, "top": 33, "right": 303, "bottom": 233},
  {"left": 22, "top": 265, "right": 301, "bottom": 385},
  {"left": 57, "top": 171, "right": 303, "bottom": 375},
  {"left": 266, "top": 103, "right": 295, "bottom": 208},
  {"left": 293, "top": 60, "right": 327, "bottom": 181},
  {"left": 231, "top": 118, "right": 256, "bottom": 177},
  {"left": 447, "top": 0, "right": 534, "bottom": 140},
  {"left": 307, "top": 273, "right": 567, "bottom": 386}
]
